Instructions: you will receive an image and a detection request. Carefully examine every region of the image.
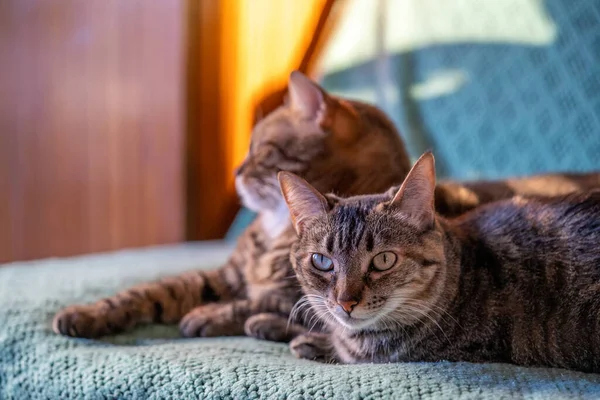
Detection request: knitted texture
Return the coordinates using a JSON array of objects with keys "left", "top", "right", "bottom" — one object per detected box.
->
[{"left": 2, "top": 243, "right": 600, "bottom": 399}]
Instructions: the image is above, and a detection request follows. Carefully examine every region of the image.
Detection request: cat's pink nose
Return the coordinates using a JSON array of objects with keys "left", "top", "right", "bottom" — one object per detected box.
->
[{"left": 337, "top": 299, "right": 358, "bottom": 314}]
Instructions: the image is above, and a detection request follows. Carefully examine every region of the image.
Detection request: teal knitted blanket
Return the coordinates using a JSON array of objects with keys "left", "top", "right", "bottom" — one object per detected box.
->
[{"left": 2, "top": 242, "right": 600, "bottom": 399}]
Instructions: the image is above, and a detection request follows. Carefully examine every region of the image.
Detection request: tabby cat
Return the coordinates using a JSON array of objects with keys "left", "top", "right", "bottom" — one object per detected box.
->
[
  {"left": 52, "top": 70, "right": 600, "bottom": 343},
  {"left": 280, "top": 153, "right": 600, "bottom": 373},
  {"left": 436, "top": 172, "right": 600, "bottom": 217},
  {"left": 52, "top": 71, "right": 413, "bottom": 340}
]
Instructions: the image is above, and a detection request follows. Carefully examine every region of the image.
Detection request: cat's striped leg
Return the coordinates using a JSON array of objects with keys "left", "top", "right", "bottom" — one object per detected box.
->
[
  {"left": 52, "top": 261, "right": 246, "bottom": 338},
  {"left": 179, "top": 292, "right": 300, "bottom": 338},
  {"left": 179, "top": 300, "right": 251, "bottom": 337}
]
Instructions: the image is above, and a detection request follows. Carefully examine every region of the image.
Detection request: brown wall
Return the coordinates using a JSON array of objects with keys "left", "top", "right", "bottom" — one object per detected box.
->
[{"left": 0, "top": 0, "right": 185, "bottom": 262}]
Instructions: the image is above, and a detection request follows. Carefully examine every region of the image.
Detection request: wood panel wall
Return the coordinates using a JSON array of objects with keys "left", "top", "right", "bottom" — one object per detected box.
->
[
  {"left": 185, "top": 0, "right": 239, "bottom": 242},
  {"left": 0, "top": 0, "right": 339, "bottom": 262},
  {"left": 0, "top": 0, "right": 185, "bottom": 262}
]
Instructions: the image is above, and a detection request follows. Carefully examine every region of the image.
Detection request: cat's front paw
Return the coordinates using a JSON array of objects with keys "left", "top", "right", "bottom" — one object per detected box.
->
[
  {"left": 53, "top": 305, "right": 110, "bottom": 338},
  {"left": 245, "top": 313, "right": 307, "bottom": 342},
  {"left": 179, "top": 303, "right": 243, "bottom": 337},
  {"left": 245, "top": 313, "right": 289, "bottom": 342},
  {"left": 289, "top": 333, "right": 333, "bottom": 362}
]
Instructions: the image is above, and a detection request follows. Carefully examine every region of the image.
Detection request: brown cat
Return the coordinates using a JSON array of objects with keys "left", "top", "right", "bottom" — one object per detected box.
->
[
  {"left": 280, "top": 153, "right": 600, "bottom": 373},
  {"left": 436, "top": 173, "right": 600, "bottom": 217},
  {"left": 52, "top": 70, "right": 600, "bottom": 343},
  {"left": 52, "top": 71, "right": 413, "bottom": 340}
]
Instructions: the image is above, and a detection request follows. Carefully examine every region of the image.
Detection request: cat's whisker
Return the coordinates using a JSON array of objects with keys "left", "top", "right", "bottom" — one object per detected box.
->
[
  {"left": 382, "top": 296, "right": 445, "bottom": 338},
  {"left": 292, "top": 294, "right": 329, "bottom": 333},
  {"left": 289, "top": 300, "right": 313, "bottom": 324},
  {"left": 308, "top": 309, "right": 327, "bottom": 333},
  {"left": 398, "top": 298, "right": 463, "bottom": 331},
  {"left": 389, "top": 303, "right": 450, "bottom": 345},
  {"left": 389, "top": 298, "right": 444, "bottom": 323},
  {"left": 387, "top": 295, "right": 460, "bottom": 334},
  {"left": 288, "top": 295, "right": 318, "bottom": 325}
]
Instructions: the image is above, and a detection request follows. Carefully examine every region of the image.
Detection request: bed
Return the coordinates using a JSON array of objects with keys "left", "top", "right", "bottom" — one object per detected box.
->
[{"left": 2, "top": 242, "right": 599, "bottom": 399}]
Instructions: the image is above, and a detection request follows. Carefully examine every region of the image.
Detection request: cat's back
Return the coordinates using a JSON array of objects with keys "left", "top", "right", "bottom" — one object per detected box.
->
[{"left": 456, "top": 190, "right": 600, "bottom": 259}]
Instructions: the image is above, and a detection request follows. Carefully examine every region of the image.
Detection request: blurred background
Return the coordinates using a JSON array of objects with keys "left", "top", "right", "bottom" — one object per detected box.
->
[{"left": 1, "top": 0, "right": 599, "bottom": 263}]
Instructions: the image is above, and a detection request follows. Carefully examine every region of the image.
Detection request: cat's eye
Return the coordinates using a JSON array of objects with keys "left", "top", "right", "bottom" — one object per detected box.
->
[
  {"left": 311, "top": 253, "right": 333, "bottom": 271},
  {"left": 371, "top": 252, "right": 397, "bottom": 271}
]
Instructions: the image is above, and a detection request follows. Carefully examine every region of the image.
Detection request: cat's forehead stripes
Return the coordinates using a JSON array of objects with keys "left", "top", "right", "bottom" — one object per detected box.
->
[
  {"left": 317, "top": 195, "right": 432, "bottom": 257},
  {"left": 365, "top": 230, "right": 375, "bottom": 252},
  {"left": 326, "top": 233, "right": 335, "bottom": 253},
  {"left": 323, "top": 201, "right": 378, "bottom": 253}
]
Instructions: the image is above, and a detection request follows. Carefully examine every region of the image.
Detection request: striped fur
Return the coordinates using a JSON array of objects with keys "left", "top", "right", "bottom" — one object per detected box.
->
[
  {"left": 53, "top": 70, "right": 600, "bottom": 342},
  {"left": 52, "top": 71, "right": 412, "bottom": 339},
  {"left": 435, "top": 172, "right": 600, "bottom": 217},
  {"left": 284, "top": 154, "right": 600, "bottom": 373}
]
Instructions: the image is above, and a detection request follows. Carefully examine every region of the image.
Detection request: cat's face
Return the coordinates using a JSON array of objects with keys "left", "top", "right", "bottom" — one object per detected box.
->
[
  {"left": 281, "top": 153, "right": 446, "bottom": 331},
  {"left": 235, "top": 71, "right": 411, "bottom": 213},
  {"left": 234, "top": 74, "right": 325, "bottom": 211}
]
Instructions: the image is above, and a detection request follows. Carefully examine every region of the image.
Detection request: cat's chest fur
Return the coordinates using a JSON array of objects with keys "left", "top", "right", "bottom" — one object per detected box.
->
[
  {"left": 260, "top": 202, "right": 292, "bottom": 240},
  {"left": 243, "top": 210, "right": 297, "bottom": 301}
]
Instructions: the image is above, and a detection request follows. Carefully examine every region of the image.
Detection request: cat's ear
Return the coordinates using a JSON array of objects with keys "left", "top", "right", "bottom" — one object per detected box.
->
[
  {"left": 288, "top": 71, "right": 327, "bottom": 122},
  {"left": 278, "top": 171, "right": 329, "bottom": 235},
  {"left": 389, "top": 152, "right": 436, "bottom": 229}
]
